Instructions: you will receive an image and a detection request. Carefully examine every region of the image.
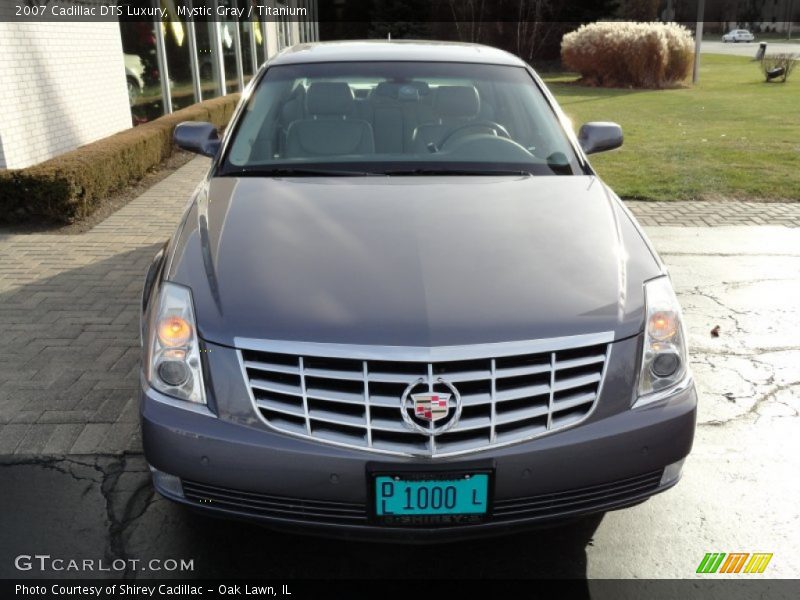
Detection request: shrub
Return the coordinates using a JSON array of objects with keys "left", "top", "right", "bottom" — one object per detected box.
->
[
  {"left": 562, "top": 22, "right": 694, "bottom": 88},
  {"left": 760, "top": 53, "right": 797, "bottom": 83},
  {"left": 0, "top": 94, "right": 240, "bottom": 224}
]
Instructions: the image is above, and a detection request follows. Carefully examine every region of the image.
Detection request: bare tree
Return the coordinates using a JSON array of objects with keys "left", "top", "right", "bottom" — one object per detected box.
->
[
  {"left": 619, "top": 0, "right": 661, "bottom": 20},
  {"left": 447, "top": 0, "right": 486, "bottom": 42},
  {"left": 515, "top": 0, "right": 554, "bottom": 62}
]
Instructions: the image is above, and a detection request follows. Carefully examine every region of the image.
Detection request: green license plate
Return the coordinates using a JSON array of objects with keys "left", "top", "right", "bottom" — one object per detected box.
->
[{"left": 374, "top": 473, "right": 490, "bottom": 518}]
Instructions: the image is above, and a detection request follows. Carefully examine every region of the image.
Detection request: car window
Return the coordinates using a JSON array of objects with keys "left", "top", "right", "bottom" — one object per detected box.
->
[{"left": 222, "top": 61, "right": 582, "bottom": 176}]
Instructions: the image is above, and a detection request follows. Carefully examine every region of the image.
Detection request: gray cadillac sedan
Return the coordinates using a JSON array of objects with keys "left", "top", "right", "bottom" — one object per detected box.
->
[{"left": 140, "top": 41, "right": 696, "bottom": 540}]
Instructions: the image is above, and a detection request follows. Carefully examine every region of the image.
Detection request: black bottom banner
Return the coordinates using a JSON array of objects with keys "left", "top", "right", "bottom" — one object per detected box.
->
[{"left": 3, "top": 579, "right": 800, "bottom": 600}]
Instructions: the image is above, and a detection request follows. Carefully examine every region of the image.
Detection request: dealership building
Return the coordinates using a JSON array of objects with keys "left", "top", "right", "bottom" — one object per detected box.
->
[{"left": 0, "top": 1, "right": 319, "bottom": 169}]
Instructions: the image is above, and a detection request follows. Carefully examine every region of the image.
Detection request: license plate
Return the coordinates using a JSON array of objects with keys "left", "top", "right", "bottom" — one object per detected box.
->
[{"left": 373, "top": 473, "right": 490, "bottom": 523}]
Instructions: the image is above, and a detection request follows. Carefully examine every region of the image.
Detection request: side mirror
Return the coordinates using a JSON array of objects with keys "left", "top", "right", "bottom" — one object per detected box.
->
[
  {"left": 173, "top": 121, "right": 220, "bottom": 158},
  {"left": 578, "top": 122, "right": 623, "bottom": 155}
]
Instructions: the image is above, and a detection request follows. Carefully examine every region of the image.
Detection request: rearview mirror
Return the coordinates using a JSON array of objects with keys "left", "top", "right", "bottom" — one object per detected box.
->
[
  {"left": 578, "top": 122, "right": 623, "bottom": 155},
  {"left": 173, "top": 122, "right": 220, "bottom": 158}
]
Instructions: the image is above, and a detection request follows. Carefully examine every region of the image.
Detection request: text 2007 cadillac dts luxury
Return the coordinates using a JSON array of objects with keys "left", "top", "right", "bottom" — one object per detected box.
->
[{"left": 140, "top": 41, "right": 696, "bottom": 540}]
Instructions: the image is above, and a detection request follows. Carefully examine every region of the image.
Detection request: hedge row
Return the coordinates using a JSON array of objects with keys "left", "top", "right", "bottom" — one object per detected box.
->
[{"left": 0, "top": 94, "right": 240, "bottom": 224}]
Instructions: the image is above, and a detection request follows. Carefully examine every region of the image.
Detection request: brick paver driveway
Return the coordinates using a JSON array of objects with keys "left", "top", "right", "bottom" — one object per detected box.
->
[
  {"left": 0, "top": 158, "right": 798, "bottom": 455},
  {"left": 0, "top": 158, "right": 209, "bottom": 454}
]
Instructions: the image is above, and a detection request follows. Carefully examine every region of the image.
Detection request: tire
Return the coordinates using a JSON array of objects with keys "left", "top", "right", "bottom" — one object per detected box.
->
[
  {"left": 127, "top": 77, "right": 141, "bottom": 107},
  {"left": 199, "top": 62, "right": 212, "bottom": 81}
]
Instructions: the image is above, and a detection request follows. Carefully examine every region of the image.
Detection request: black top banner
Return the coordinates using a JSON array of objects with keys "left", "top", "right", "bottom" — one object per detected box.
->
[{"left": 0, "top": 0, "right": 733, "bottom": 23}]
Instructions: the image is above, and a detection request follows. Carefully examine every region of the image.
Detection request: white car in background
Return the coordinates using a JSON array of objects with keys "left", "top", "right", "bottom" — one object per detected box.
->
[{"left": 722, "top": 29, "right": 755, "bottom": 43}]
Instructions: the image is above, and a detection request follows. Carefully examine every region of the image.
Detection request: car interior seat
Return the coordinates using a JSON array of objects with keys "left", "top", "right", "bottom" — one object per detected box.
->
[
  {"left": 411, "top": 85, "right": 484, "bottom": 153},
  {"left": 285, "top": 82, "right": 375, "bottom": 158}
]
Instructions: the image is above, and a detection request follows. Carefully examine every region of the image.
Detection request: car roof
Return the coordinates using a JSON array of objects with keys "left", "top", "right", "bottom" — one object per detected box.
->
[{"left": 268, "top": 40, "right": 527, "bottom": 67}]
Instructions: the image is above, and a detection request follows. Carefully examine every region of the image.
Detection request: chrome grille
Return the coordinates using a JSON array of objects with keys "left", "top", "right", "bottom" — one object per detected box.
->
[{"left": 238, "top": 333, "right": 612, "bottom": 457}]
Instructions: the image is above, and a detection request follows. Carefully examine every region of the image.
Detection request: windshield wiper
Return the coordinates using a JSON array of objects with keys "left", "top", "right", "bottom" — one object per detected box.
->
[
  {"left": 382, "top": 167, "right": 533, "bottom": 176},
  {"left": 226, "top": 167, "right": 377, "bottom": 177}
]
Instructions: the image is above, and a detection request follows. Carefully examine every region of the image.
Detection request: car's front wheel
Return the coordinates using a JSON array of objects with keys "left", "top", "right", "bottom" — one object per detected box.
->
[{"left": 127, "top": 77, "right": 141, "bottom": 106}]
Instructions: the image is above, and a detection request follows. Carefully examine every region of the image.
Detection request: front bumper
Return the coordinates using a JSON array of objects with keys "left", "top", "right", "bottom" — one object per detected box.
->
[{"left": 141, "top": 366, "right": 696, "bottom": 541}]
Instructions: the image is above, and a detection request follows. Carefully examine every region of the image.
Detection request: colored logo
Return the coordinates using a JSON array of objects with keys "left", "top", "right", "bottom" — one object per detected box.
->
[
  {"left": 412, "top": 392, "right": 451, "bottom": 422},
  {"left": 400, "top": 377, "right": 462, "bottom": 435},
  {"left": 696, "top": 553, "right": 773, "bottom": 574}
]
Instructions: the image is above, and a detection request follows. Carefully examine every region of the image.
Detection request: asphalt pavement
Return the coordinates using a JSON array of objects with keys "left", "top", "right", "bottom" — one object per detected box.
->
[
  {"left": 702, "top": 39, "right": 799, "bottom": 57},
  {"left": 1, "top": 226, "right": 798, "bottom": 580}
]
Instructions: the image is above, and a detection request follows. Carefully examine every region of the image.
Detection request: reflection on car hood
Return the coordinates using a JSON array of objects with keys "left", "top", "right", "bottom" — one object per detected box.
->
[{"left": 168, "top": 175, "right": 662, "bottom": 347}]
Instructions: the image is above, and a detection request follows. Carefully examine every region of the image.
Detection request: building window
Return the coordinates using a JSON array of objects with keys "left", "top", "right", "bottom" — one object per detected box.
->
[{"left": 120, "top": 21, "right": 164, "bottom": 124}]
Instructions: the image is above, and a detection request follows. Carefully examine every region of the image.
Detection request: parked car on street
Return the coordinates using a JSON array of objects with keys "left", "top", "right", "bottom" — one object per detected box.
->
[
  {"left": 140, "top": 41, "right": 697, "bottom": 540},
  {"left": 722, "top": 29, "right": 755, "bottom": 42}
]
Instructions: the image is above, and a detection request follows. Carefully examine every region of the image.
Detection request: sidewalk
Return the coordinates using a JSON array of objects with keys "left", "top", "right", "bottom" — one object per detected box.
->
[
  {"left": 0, "top": 157, "right": 210, "bottom": 455},
  {"left": 0, "top": 156, "right": 798, "bottom": 455},
  {"left": 627, "top": 199, "right": 800, "bottom": 227}
]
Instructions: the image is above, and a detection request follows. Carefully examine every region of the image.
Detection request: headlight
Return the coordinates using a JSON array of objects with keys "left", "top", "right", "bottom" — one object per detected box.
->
[
  {"left": 637, "top": 276, "right": 688, "bottom": 402},
  {"left": 146, "top": 282, "right": 206, "bottom": 404}
]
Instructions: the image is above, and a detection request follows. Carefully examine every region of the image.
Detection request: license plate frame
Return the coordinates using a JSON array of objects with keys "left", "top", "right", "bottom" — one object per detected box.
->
[{"left": 367, "top": 460, "right": 495, "bottom": 527}]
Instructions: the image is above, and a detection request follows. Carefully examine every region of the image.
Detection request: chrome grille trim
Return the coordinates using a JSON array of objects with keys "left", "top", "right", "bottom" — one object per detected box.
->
[
  {"left": 298, "top": 356, "right": 310, "bottom": 434},
  {"left": 362, "top": 360, "right": 372, "bottom": 447},
  {"left": 237, "top": 332, "right": 614, "bottom": 458},
  {"left": 235, "top": 332, "right": 613, "bottom": 361},
  {"left": 489, "top": 359, "right": 497, "bottom": 444}
]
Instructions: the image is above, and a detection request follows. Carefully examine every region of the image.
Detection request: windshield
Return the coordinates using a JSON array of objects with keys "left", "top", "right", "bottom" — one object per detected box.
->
[{"left": 221, "top": 61, "right": 582, "bottom": 176}]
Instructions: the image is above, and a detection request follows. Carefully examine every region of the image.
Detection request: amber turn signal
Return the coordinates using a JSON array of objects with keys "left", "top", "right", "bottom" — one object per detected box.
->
[
  {"left": 157, "top": 316, "right": 193, "bottom": 347},
  {"left": 647, "top": 311, "right": 678, "bottom": 341}
]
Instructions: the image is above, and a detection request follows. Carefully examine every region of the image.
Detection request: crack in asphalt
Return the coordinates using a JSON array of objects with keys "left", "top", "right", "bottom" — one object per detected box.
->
[
  {"left": 97, "top": 455, "right": 157, "bottom": 579},
  {"left": 679, "top": 275, "right": 800, "bottom": 429},
  {"left": 692, "top": 342, "right": 799, "bottom": 428},
  {"left": 661, "top": 252, "right": 800, "bottom": 258},
  {"left": 2, "top": 453, "right": 155, "bottom": 578},
  {"left": 686, "top": 286, "right": 746, "bottom": 316},
  {"left": 721, "top": 277, "right": 800, "bottom": 289},
  {"left": 692, "top": 346, "right": 800, "bottom": 356},
  {"left": 1, "top": 455, "right": 106, "bottom": 484},
  {"left": 699, "top": 380, "right": 800, "bottom": 428},
  {"left": 694, "top": 354, "right": 772, "bottom": 389},
  {"left": 680, "top": 277, "right": 800, "bottom": 340},
  {"left": 684, "top": 285, "right": 750, "bottom": 336}
]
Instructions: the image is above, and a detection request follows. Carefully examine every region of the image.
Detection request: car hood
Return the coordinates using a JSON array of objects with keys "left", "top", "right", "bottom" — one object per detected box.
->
[{"left": 168, "top": 175, "right": 662, "bottom": 347}]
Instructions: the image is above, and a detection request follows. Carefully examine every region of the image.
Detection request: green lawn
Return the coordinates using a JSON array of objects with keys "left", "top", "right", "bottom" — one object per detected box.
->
[{"left": 545, "top": 54, "right": 800, "bottom": 201}]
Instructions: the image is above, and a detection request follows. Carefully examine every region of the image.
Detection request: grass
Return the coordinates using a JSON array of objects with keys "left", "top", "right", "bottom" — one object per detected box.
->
[{"left": 545, "top": 54, "right": 800, "bottom": 201}]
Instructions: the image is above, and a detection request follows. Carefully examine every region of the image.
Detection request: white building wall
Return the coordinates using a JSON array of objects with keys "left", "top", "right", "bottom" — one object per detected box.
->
[
  {"left": 265, "top": 20, "right": 281, "bottom": 58},
  {"left": 0, "top": 21, "right": 131, "bottom": 169}
]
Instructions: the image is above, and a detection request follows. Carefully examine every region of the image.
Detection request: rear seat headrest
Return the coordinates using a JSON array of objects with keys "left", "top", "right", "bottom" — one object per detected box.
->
[
  {"left": 306, "top": 82, "right": 355, "bottom": 116},
  {"left": 373, "top": 81, "right": 430, "bottom": 102},
  {"left": 434, "top": 86, "right": 480, "bottom": 118}
]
